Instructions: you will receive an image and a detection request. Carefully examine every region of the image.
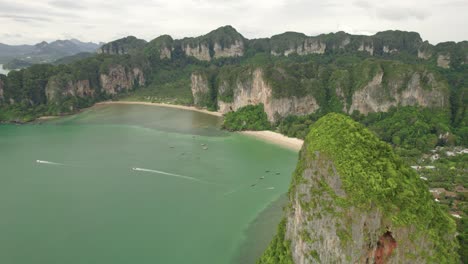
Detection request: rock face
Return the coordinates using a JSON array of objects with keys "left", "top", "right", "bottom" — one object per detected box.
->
[
  {"left": 0, "top": 78, "right": 4, "bottom": 101},
  {"left": 214, "top": 69, "right": 319, "bottom": 122},
  {"left": 348, "top": 71, "right": 448, "bottom": 114},
  {"left": 358, "top": 43, "right": 374, "bottom": 55},
  {"left": 258, "top": 114, "right": 459, "bottom": 264},
  {"left": 213, "top": 40, "right": 244, "bottom": 58},
  {"left": 99, "top": 66, "right": 145, "bottom": 95},
  {"left": 45, "top": 76, "right": 94, "bottom": 101},
  {"left": 183, "top": 43, "right": 211, "bottom": 61},
  {"left": 437, "top": 54, "right": 451, "bottom": 68},
  {"left": 191, "top": 64, "right": 448, "bottom": 121},
  {"left": 159, "top": 47, "right": 172, "bottom": 59},
  {"left": 190, "top": 73, "right": 210, "bottom": 106}
]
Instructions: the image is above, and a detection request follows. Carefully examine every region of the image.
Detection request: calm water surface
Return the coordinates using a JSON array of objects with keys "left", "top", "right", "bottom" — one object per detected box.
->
[{"left": 0, "top": 104, "right": 297, "bottom": 264}]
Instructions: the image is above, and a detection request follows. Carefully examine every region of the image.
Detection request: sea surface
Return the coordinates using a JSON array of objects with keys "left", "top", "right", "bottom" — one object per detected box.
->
[
  {"left": 0, "top": 64, "right": 9, "bottom": 75},
  {"left": 0, "top": 104, "right": 298, "bottom": 264}
]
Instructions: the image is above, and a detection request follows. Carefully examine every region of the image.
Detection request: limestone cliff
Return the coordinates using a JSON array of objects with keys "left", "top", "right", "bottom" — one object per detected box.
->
[
  {"left": 214, "top": 69, "right": 319, "bottom": 122},
  {"left": 46, "top": 76, "right": 94, "bottom": 101},
  {"left": 45, "top": 65, "right": 145, "bottom": 102},
  {"left": 258, "top": 114, "right": 459, "bottom": 264},
  {"left": 191, "top": 62, "right": 449, "bottom": 121},
  {"left": 348, "top": 71, "right": 448, "bottom": 114},
  {"left": 0, "top": 77, "right": 4, "bottom": 101},
  {"left": 213, "top": 40, "right": 244, "bottom": 58},
  {"left": 190, "top": 73, "right": 210, "bottom": 106},
  {"left": 437, "top": 54, "right": 451, "bottom": 68},
  {"left": 182, "top": 43, "right": 211, "bottom": 61},
  {"left": 99, "top": 65, "right": 145, "bottom": 95}
]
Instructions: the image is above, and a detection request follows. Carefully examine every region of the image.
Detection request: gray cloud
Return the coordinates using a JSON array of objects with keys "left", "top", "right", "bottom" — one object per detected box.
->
[
  {"left": 377, "top": 7, "right": 429, "bottom": 21},
  {"left": 49, "top": 0, "right": 85, "bottom": 10},
  {"left": 0, "top": 0, "right": 465, "bottom": 45}
]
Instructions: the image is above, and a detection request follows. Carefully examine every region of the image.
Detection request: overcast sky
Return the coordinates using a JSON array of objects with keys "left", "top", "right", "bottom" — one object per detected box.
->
[{"left": 0, "top": 0, "right": 466, "bottom": 45}]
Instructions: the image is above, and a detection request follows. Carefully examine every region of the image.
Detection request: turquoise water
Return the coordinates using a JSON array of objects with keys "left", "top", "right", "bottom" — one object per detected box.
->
[{"left": 0, "top": 104, "right": 297, "bottom": 264}]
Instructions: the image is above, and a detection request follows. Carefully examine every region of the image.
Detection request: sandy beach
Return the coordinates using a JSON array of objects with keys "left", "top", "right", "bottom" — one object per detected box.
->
[
  {"left": 96, "top": 101, "right": 223, "bottom": 117},
  {"left": 98, "top": 101, "right": 304, "bottom": 151},
  {"left": 241, "top": 130, "right": 304, "bottom": 152}
]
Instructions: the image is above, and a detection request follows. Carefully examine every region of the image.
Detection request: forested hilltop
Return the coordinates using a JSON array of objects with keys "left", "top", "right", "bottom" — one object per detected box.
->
[{"left": 0, "top": 26, "right": 466, "bottom": 261}]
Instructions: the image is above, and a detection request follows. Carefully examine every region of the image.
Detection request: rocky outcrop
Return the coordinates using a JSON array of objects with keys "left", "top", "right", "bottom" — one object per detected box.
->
[
  {"left": 183, "top": 43, "right": 211, "bottom": 61},
  {"left": 159, "top": 47, "right": 172, "bottom": 59},
  {"left": 272, "top": 38, "right": 326, "bottom": 56},
  {"left": 45, "top": 76, "right": 95, "bottom": 101},
  {"left": 358, "top": 43, "right": 374, "bottom": 55},
  {"left": 259, "top": 114, "right": 459, "bottom": 264},
  {"left": 418, "top": 49, "right": 432, "bottom": 59},
  {"left": 99, "top": 66, "right": 145, "bottom": 95},
  {"left": 348, "top": 71, "right": 448, "bottom": 114},
  {"left": 190, "top": 73, "right": 210, "bottom": 106},
  {"left": 215, "top": 69, "right": 319, "bottom": 122},
  {"left": 437, "top": 54, "right": 451, "bottom": 68},
  {"left": 0, "top": 78, "right": 4, "bottom": 101},
  {"left": 213, "top": 40, "right": 244, "bottom": 58}
]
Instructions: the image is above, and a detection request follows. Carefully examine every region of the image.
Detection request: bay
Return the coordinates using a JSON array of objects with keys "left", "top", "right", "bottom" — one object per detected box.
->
[{"left": 0, "top": 104, "right": 297, "bottom": 264}]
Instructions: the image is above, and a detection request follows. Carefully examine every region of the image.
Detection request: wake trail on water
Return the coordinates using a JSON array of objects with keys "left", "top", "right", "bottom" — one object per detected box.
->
[
  {"left": 36, "top": 160, "right": 65, "bottom": 166},
  {"left": 132, "top": 167, "right": 219, "bottom": 185}
]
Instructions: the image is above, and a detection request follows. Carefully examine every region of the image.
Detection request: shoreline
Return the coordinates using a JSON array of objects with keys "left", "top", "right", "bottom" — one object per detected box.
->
[
  {"left": 33, "top": 100, "right": 303, "bottom": 151},
  {"left": 241, "top": 130, "right": 304, "bottom": 152},
  {"left": 96, "top": 101, "right": 223, "bottom": 117}
]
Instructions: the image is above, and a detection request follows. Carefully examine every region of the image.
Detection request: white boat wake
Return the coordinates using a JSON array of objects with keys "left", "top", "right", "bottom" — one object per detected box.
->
[
  {"left": 36, "top": 160, "right": 64, "bottom": 166},
  {"left": 132, "top": 167, "right": 207, "bottom": 183}
]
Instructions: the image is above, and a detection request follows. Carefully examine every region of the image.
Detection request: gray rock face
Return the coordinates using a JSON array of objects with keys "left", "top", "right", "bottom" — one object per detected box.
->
[
  {"left": 418, "top": 49, "right": 432, "bottom": 59},
  {"left": 215, "top": 69, "right": 319, "bottom": 122},
  {"left": 183, "top": 44, "right": 211, "bottom": 61},
  {"left": 46, "top": 77, "right": 95, "bottom": 101},
  {"left": 284, "top": 150, "right": 439, "bottom": 264},
  {"left": 159, "top": 47, "right": 172, "bottom": 59},
  {"left": 99, "top": 66, "right": 145, "bottom": 95},
  {"left": 190, "top": 73, "right": 210, "bottom": 106},
  {"left": 272, "top": 38, "right": 326, "bottom": 56},
  {"left": 0, "top": 79, "right": 4, "bottom": 101},
  {"left": 358, "top": 43, "right": 374, "bottom": 55},
  {"left": 437, "top": 54, "right": 451, "bottom": 68},
  {"left": 213, "top": 40, "right": 244, "bottom": 58},
  {"left": 348, "top": 72, "right": 448, "bottom": 114}
]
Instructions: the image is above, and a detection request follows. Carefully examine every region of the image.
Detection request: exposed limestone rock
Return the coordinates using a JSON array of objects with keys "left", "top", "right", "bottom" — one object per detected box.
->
[
  {"left": 100, "top": 66, "right": 145, "bottom": 95},
  {"left": 417, "top": 49, "right": 432, "bottom": 59},
  {"left": 216, "top": 69, "right": 319, "bottom": 122},
  {"left": 0, "top": 78, "right": 4, "bottom": 101},
  {"left": 272, "top": 38, "right": 326, "bottom": 56},
  {"left": 358, "top": 43, "right": 374, "bottom": 55},
  {"left": 437, "top": 54, "right": 450, "bottom": 68},
  {"left": 213, "top": 40, "right": 244, "bottom": 58},
  {"left": 159, "top": 47, "right": 172, "bottom": 59},
  {"left": 383, "top": 46, "right": 398, "bottom": 54},
  {"left": 183, "top": 44, "right": 211, "bottom": 61},
  {"left": 190, "top": 73, "right": 210, "bottom": 106},
  {"left": 348, "top": 72, "right": 447, "bottom": 114},
  {"left": 259, "top": 114, "right": 459, "bottom": 264},
  {"left": 46, "top": 77, "right": 95, "bottom": 101}
]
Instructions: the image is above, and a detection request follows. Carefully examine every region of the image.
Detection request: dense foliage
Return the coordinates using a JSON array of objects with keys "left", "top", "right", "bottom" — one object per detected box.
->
[
  {"left": 222, "top": 104, "right": 270, "bottom": 131},
  {"left": 290, "top": 113, "right": 459, "bottom": 262},
  {"left": 257, "top": 219, "right": 294, "bottom": 264}
]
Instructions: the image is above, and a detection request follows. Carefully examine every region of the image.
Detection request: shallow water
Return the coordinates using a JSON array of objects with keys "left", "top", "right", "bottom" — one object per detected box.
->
[{"left": 0, "top": 104, "right": 297, "bottom": 264}]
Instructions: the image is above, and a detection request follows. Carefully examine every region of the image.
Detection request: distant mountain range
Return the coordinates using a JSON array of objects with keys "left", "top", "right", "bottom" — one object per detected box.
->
[{"left": 0, "top": 39, "right": 103, "bottom": 69}]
